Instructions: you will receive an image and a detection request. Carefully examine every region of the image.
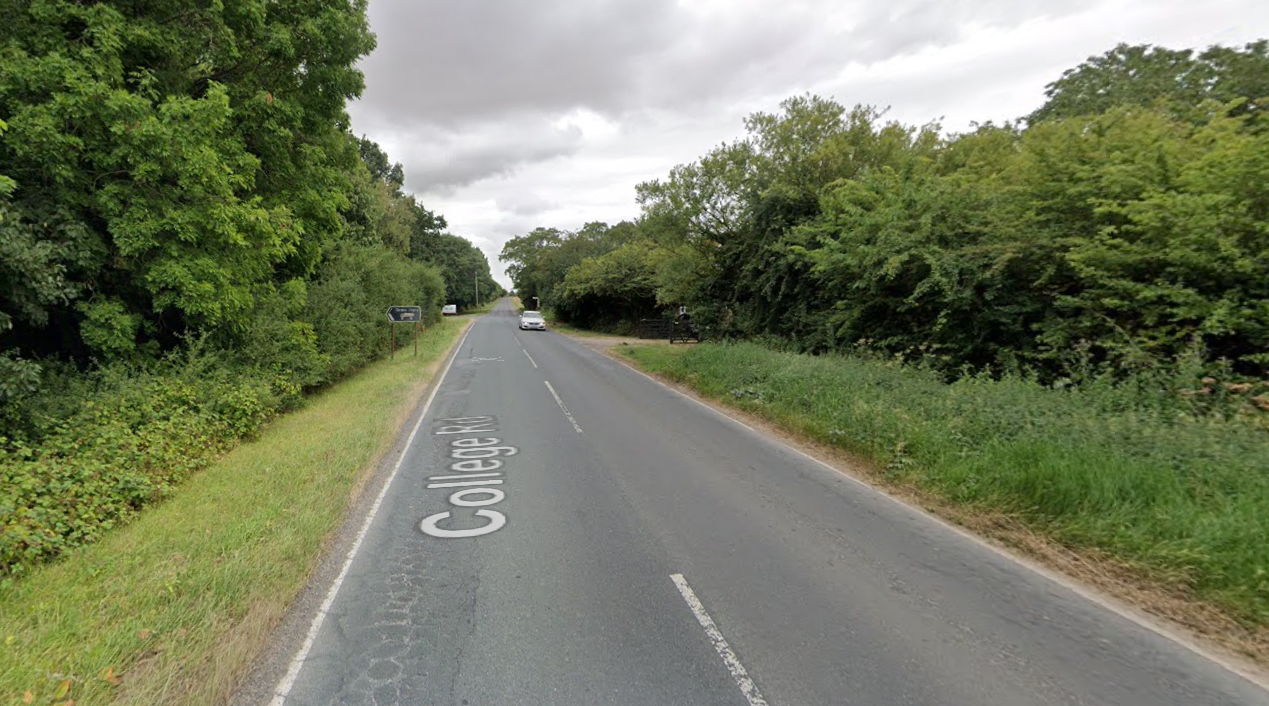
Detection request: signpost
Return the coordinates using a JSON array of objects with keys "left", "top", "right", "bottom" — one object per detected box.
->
[{"left": 386, "top": 306, "right": 423, "bottom": 359}]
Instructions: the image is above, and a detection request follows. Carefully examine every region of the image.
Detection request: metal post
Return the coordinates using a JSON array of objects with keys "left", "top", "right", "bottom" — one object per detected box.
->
[
  {"left": 390, "top": 322, "right": 395, "bottom": 360},
  {"left": 414, "top": 321, "right": 418, "bottom": 357}
]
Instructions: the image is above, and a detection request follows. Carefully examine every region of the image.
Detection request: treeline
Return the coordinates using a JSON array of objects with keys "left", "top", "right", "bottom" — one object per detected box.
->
[
  {"left": 0, "top": 0, "right": 500, "bottom": 574},
  {"left": 503, "top": 41, "right": 1269, "bottom": 383}
]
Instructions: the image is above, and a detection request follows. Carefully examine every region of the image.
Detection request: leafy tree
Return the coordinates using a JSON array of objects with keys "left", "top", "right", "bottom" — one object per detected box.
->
[
  {"left": 417, "top": 233, "right": 500, "bottom": 310},
  {"left": 557, "top": 242, "right": 662, "bottom": 329},
  {"left": 407, "top": 200, "right": 448, "bottom": 259},
  {"left": 358, "top": 135, "right": 405, "bottom": 191},
  {"left": 635, "top": 96, "right": 944, "bottom": 339},
  {"left": 1029, "top": 41, "right": 1269, "bottom": 125},
  {"left": 499, "top": 223, "right": 633, "bottom": 312},
  {"left": 0, "top": 176, "right": 84, "bottom": 337},
  {"left": 1021, "top": 106, "right": 1269, "bottom": 370},
  {"left": 0, "top": 0, "right": 376, "bottom": 356}
]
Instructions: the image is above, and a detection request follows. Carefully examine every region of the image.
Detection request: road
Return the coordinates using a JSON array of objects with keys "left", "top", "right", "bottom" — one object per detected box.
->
[{"left": 258, "top": 298, "right": 1268, "bottom": 706}]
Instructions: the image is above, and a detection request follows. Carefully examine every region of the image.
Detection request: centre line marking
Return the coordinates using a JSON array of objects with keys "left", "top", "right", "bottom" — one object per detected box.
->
[
  {"left": 670, "top": 573, "right": 770, "bottom": 706},
  {"left": 523, "top": 348, "right": 538, "bottom": 368},
  {"left": 544, "top": 380, "right": 583, "bottom": 433}
]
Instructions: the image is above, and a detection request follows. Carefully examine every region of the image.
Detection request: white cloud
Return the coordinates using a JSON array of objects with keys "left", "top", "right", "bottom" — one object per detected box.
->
[{"left": 348, "top": 0, "right": 1269, "bottom": 288}]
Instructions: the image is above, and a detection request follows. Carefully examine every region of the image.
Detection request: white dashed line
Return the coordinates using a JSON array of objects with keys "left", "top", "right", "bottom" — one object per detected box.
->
[
  {"left": 544, "top": 380, "right": 583, "bottom": 433},
  {"left": 269, "top": 325, "right": 472, "bottom": 706},
  {"left": 523, "top": 348, "right": 538, "bottom": 368},
  {"left": 670, "top": 573, "right": 770, "bottom": 706}
]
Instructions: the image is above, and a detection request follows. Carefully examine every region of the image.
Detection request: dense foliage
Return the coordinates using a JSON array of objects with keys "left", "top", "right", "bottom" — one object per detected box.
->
[
  {"left": 0, "top": 0, "right": 500, "bottom": 574},
  {"left": 503, "top": 41, "right": 1269, "bottom": 384}
]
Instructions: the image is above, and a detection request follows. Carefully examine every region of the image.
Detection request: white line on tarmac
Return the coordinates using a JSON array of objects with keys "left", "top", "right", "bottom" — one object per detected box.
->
[
  {"left": 268, "top": 325, "right": 472, "bottom": 706},
  {"left": 670, "top": 573, "right": 770, "bottom": 706},
  {"left": 523, "top": 348, "right": 539, "bottom": 368},
  {"left": 544, "top": 380, "right": 583, "bottom": 433}
]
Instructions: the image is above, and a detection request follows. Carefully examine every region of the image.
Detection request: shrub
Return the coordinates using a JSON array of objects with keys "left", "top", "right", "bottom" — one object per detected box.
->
[{"left": 0, "top": 354, "right": 283, "bottom": 576}]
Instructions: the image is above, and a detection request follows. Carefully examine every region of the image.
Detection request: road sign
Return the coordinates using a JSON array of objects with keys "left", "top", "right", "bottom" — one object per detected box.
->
[{"left": 386, "top": 306, "right": 422, "bottom": 323}]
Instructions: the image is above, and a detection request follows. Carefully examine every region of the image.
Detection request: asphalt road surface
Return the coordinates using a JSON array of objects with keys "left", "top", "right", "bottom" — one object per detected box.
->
[{"left": 260, "top": 298, "right": 1268, "bottom": 706}]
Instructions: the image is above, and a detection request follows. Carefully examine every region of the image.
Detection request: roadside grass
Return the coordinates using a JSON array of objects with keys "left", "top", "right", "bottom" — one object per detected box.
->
[
  {"left": 460, "top": 300, "right": 497, "bottom": 317},
  {"left": 546, "top": 320, "right": 625, "bottom": 339},
  {"left": 0, "top": 318, "right": 470, "bottom": 706},
  {"left": 619, "top": 342, "right": 1269, "bottom": 633}
]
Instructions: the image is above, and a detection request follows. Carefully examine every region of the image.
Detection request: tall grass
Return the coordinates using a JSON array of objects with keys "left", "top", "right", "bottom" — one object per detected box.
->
[{"left": 623, "top": 342, "right": 1269, "bottom": 627}]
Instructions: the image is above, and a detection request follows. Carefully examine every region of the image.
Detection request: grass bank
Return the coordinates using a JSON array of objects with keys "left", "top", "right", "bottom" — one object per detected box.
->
[
  {"left": 0, "top": 317, "right": 470, "bottom": 706},
  {"left": 619, "top": 342, "right": 1269, "bottom": 634}
]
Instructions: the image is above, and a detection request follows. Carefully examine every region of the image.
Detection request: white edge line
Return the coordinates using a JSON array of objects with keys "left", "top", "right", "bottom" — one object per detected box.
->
[
  {"left": 544, "top": 380, "right": 583, "bottom": 433},
  {"left": 670, "top": 573, "right": 770, "bottom": 706},
  {"left": 269, "top": 324, "right": 473, "bottom": 705},
  {"left": 595, "top": 346, "right": 1269, "bottom": 692},
  {"left": 523, "top": 348, "right": 539, "bottom": 368}
]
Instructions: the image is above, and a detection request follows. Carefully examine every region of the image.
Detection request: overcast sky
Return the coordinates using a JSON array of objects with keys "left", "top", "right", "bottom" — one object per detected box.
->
[{"left": 347, "top": 0, "right": 1269, "bottom": 289}]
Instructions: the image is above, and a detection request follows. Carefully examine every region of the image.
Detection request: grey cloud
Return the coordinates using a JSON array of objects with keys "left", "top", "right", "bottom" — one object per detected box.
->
[
  {"left": 357, "top": 0, "right": 679, "bottom": 127},
  {"left": 353, "top": 0, "right": 1098, "bottom": 190},
  {"left": 845, "top": 0, "right": 1099, "bottom": 62},
  {"left": 356, "top": 115, "right": 584, "bottom": 192},
  {"left": 357, "top": 0, "right": 1097, "bottom": 130},
  {"left": 402, "top": 134, "right": 578, "bottom": 194}
]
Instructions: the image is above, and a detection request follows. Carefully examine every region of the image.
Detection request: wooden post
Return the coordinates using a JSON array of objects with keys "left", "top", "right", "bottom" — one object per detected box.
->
[
  {"left": 390, "top": 321, "right": 395, "bottom": 360},
  {"left": 413, "top": 321, "right": 418, "bottom": 357}
]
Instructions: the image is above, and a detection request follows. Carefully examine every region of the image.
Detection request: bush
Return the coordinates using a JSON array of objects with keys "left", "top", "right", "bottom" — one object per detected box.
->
[{"left": 0, "top": 361, "right": 283, "bottom": 576}]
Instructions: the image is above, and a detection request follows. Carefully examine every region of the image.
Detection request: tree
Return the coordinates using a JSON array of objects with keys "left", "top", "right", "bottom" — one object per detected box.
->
[
  {"left": 557, "top": 242, "right": 662, "bottom": 329},
  {"left": 0, "top": 0, "right": 376, "bottom": 357},
  {"left": 358, "top": 135, "right": 405, "bottom": 192},
  {"left": 1020, "top": 106, "right": 1269, "bottom": 371},
  {"left": 0, "top": 138, "right": 83, "bottom": 337},
  {"left": 416, "top": 233, "right": 500, "bottom": 310},
  {"left": 1028, "top": 41, "right": 1269, "bottom": 125}
]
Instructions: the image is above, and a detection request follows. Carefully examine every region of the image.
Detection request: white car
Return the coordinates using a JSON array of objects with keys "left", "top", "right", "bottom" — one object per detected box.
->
[
  {"left": 441, "top": 304, "right": 458, "bottom": 315},
  {"left": 519, "top": 311, "right": 546, "bottom": 331}
]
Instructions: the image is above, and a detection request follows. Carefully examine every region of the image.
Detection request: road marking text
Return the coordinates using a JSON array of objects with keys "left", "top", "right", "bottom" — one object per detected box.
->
[{"left": 420, "top": 417, "right": 516, "bottom": 538}]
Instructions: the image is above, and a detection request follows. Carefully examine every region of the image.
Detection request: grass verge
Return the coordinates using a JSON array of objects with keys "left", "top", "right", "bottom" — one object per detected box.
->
[
  {"left": 0, "top": 317, "right": 470, "bottom": 706},
  {"left": 460, "top": 300, "right": 498, "bottom": 317},
  {"left": 617, "top": 342, "right": 1269, "bottom": 655},
  {"left": 545, "top": 320, "right": 622, "bottom": 339}
]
